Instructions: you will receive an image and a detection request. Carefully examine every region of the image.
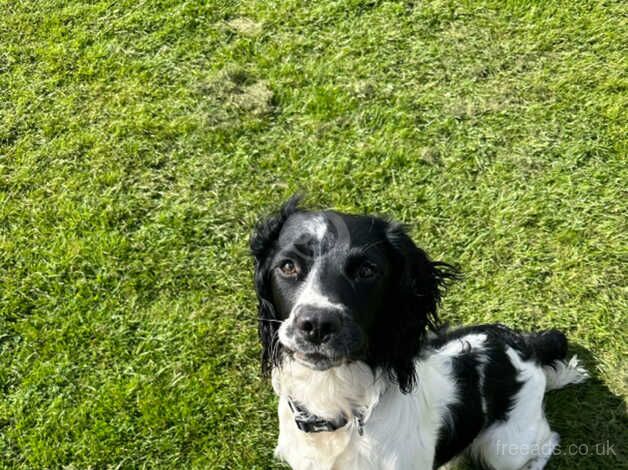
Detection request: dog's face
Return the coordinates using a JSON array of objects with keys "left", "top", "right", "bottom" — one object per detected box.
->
[
  {"left": 251, "top": 197, "right": 456, "bottom": 392},
  {"left": 270, "top": 211, "right": 395, "bottom": 370}
]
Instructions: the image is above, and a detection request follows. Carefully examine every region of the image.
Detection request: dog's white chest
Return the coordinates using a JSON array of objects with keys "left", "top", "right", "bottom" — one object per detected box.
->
[
  {"left": 271, "top": 361, "right": 443, "bottom": 470},
  {"left": 275, "top": 397, "right": 356, "bottom": 470},
  {"left": 274, "top": 392, "right": 438, "bottom": 470}
]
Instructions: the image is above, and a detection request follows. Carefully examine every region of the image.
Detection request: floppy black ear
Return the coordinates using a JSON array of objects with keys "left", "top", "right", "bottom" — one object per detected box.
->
[
  {"left": 372, "top": 223, "right": 458, "bottom": 393},
  {"left": 250, "top": 195, "right": 302, "bottom": 375}
]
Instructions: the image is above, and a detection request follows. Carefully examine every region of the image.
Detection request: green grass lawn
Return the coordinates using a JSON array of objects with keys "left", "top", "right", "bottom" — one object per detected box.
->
[{"left": 1, "top": 0, "right": 626, "bottom": 468}]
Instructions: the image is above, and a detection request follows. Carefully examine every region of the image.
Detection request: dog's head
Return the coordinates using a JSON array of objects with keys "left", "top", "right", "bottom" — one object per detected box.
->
[{"left": 250, "top": 196, "right": 457, "bottom": 392}]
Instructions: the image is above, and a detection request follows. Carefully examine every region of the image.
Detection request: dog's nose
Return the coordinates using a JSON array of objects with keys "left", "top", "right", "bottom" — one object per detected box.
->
[{"left": 295, "top": 308, "right": 341, "bottom": 345}]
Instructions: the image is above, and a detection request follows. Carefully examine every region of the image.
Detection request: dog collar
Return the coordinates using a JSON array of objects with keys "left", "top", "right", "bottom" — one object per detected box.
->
[{"left": 287, "top": 397, "right": 364, "bottom": 435}]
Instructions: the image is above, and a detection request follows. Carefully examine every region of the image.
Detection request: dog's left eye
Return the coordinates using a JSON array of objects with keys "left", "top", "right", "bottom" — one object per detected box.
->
[
  {"left": 278, "top": 259, "right": 300, "bottom": 278},
  {"left": 355, "top": 262, "right": 377, "bottom": 280}
]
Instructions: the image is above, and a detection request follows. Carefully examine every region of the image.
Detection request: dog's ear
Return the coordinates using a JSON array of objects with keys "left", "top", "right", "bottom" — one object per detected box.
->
[
  {"left": 250, "top": 194, "right": 302, "bottom": 375},
  {"left": 373, "top": 223, "right": 458, "bottom": 393}
]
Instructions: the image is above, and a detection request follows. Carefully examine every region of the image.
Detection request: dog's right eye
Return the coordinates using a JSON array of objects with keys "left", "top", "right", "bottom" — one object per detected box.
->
[{"left": 278, "top": 260, "right": 300, "bottom": 278}]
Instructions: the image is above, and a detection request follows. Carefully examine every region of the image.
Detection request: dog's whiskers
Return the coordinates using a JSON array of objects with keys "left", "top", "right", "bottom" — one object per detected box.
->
[
  {"left": 359, "top": 239, "right": 386, "bottom": 254},
  {"left": 238, "top": 315, "right": 284, "bottom": 324},
  {"left": 270, "top": 329, "right": 282, "bottom": 364}
]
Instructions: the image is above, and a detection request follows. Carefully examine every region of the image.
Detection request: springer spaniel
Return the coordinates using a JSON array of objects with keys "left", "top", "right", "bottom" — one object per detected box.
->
[{"left": 250, "top": 197, "right": 588, "bottom": 470}]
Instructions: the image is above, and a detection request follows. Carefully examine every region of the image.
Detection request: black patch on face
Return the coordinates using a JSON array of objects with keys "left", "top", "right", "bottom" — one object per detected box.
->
[
  {"left": 270, "top": 211, "right": 395, "bottom": 367},
  {"left": 250, "top": 196, "right": 458, "bottom": 393}
]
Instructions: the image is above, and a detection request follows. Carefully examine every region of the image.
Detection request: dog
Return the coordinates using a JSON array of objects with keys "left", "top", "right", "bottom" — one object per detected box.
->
[{"left": 250, "top": 196, "right": 588, "bottom": 470}]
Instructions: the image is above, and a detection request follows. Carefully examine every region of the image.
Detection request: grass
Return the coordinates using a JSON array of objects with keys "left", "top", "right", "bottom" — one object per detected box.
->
[{"left": 0, "top": 0, "right": 626, "bottom": 468}]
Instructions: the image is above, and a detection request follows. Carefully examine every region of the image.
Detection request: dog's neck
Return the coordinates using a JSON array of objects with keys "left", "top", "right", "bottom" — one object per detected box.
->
[{"left": 272, "top": 358, "right": 388, "bottom": 425}]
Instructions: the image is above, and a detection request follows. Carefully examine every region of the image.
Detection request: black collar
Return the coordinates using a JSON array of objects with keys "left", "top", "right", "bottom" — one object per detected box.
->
[{"left": 287, "top": 397, "right": 364, "bottom": 435}]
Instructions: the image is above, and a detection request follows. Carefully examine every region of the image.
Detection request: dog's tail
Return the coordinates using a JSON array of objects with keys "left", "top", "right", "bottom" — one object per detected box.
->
[
  {"left": 526, "top": 329, "right": 589, "bottom": 391},
  {"left": 542, "top": 355, "right": 589, "bottom": 391}
]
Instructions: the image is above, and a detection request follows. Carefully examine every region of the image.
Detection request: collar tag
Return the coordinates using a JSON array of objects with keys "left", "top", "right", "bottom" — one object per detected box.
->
[{"left": 355, "top": 415, "right": 364, "bottom": 436}]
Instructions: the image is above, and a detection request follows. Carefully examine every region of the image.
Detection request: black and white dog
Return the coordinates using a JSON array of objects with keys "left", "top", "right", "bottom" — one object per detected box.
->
[{"left": 250, "top": 197, "right": 588, "bottom": 470}]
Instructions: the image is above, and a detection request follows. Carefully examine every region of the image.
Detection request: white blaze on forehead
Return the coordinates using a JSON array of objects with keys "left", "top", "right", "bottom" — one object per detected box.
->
[
  {"left": 303, "top": 214, "right": 328, "bottom": 242},
  {"left": 290, "top": 263, "right": 345, "bottom": 316}
]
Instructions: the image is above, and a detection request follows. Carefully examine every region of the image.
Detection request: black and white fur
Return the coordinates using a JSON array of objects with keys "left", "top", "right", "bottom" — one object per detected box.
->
[{"left": 250, "top": 197, "right": 588, "bottom": 470}]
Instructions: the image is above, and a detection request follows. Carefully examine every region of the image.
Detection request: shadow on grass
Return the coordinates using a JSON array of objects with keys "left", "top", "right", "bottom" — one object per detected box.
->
[{"left": 541, "top": 343, "right": 626, "bottom": 470}]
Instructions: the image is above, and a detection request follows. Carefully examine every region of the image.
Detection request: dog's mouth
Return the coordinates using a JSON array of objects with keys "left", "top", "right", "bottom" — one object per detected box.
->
[
  {"left": 290, "top": 350, "right": 344, "bottom": 370},
  {"left": 278, "top": 322, "right": 365, "bottom": 370}
]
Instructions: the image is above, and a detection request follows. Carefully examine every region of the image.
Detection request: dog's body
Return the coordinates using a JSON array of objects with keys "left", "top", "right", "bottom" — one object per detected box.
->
[
  {"left": 271, "top": 326, "right": 586, "bottom": 470},
  {"left": 251, "top": 198, "right": 588, "bottom": 470}
]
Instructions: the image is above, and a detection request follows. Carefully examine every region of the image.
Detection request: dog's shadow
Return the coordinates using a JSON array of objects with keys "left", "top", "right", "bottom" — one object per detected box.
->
[{"left": 454, "top": 343, "right": 626, "bottom": 470}]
